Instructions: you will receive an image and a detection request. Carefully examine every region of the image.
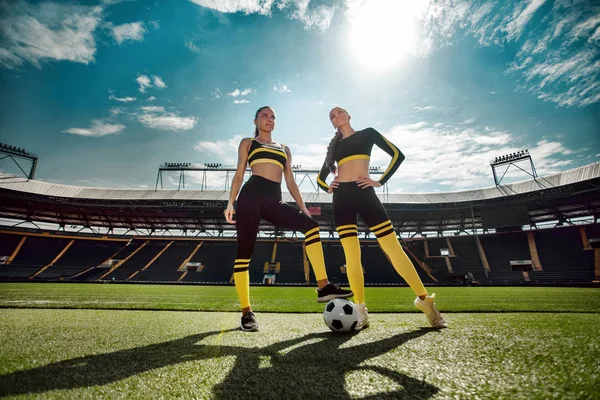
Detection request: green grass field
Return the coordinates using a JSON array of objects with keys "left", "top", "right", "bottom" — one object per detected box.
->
[{"left": 0, "top": 283, "right": 599, "bottom": 399}]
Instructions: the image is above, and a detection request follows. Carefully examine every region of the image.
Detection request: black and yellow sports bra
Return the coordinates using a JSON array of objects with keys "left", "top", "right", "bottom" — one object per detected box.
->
[
  {"left": 317, "top": 128, "right": 405, "bottom": 192},
  {"left": 248, "top": 138, "right": 288, "bottom": 170}
]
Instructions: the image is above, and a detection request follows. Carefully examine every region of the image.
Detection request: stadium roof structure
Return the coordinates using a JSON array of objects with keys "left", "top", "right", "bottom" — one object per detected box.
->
[{"left": 0, "top": 162, "right": 598, "bottom": 235}]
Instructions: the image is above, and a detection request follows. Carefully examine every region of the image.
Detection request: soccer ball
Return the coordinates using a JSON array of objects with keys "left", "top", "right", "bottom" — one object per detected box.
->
[{"left": 323, "top": 298, "right": 359, "bottom": 332}]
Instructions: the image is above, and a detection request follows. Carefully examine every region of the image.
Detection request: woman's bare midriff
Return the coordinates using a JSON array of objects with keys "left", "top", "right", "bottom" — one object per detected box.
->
[
  {"left": 250, "top": 163, "right": 283, "bottom": 183},
  {"left": 336, "top": 159, "right": 371, "bottom": 182}
]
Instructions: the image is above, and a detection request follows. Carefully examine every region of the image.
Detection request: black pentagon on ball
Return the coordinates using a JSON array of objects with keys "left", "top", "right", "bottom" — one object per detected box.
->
[
  {"left": 342, "top": 304, "right": 354, "bottom": 315},
  {"left": 350, "top": 321, "right": 358, "bottom": 331},
  {"left": 331, "top": 319, "right": 344, "bottom": 330},
  {"left": 326, "top": 302, "right": 336, "bottom": 312}
]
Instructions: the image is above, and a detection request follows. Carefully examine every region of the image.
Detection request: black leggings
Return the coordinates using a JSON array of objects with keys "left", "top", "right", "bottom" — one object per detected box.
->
[
  {"left": 332, "top": 181, "right": 427, "bottom": 302},
  {"left": 235, "top": 175, "right": 319, "bottom": 259},
  {"left": 332, "top": 182, "right": 391, "bottom": 232}
]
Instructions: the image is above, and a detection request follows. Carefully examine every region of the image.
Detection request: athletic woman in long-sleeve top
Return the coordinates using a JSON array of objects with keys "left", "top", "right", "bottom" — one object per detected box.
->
[
  {"left": 225, "top": 106, "right": 352, "bottom": 331},
  {"left": 317, "top": 107, "right": 447, "bottom": 329}
]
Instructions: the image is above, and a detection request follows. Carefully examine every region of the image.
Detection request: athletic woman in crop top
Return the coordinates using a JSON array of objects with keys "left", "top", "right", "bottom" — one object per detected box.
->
[
  {"left": 225, "top": 106, "right": 352, "bottom": 331},
  {"left": 317, "top": 107, "right": 447, "bottom": 330}
]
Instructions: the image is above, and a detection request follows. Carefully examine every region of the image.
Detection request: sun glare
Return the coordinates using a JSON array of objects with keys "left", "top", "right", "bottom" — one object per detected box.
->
[{"left": 348, "top": 1, "right": 421, "bottom": 71}]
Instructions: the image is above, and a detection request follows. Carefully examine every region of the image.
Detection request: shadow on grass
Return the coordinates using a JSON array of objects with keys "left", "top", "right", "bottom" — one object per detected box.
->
[{"left": 0, "top": 327, "right": 439, "bottom": 399}]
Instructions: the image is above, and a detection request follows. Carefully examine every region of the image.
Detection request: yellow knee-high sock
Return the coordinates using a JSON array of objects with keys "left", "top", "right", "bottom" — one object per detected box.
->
[
  {"left": 338, "top": 224, "right": 365, "bottom": 304},
  {"left": 304, "top": 227, "right": 328, "bottom": 281},
  {"left": 233, "top": 259, "right": 251, "bottom": 309},
  {"left": 372, "top": 221, "right": 427, "bottom": 297}
]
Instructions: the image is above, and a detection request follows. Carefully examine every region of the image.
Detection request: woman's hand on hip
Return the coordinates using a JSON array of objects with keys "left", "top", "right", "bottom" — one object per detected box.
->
[
  {"left": 327, "top": 176, "right": 341, "bottom": 194},
  {"left": 356, "top": 176, "right": 381, "bottom": 189}
]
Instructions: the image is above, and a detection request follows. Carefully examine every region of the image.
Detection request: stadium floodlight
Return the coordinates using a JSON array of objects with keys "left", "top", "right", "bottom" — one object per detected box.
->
[
  {"left": 0, "top": 142, "right": 38, "bottom": 178},
  {"left": 490, "top": 149, "right": 538, "bottom": 186},
  {"left": 491, "top": 151, "right": 532, "bottom": 166}
]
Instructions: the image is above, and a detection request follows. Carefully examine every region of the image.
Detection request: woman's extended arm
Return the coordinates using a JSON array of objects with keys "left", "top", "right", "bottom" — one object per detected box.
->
[
  {"left": 225, "top": 138, "right": 251, "bottom": 224},
  {"left": 357, "top": 128, "right": 405, "bottom": 189},
  {"left": 370, "top": 128, "right": 405, "bottom": 185}
]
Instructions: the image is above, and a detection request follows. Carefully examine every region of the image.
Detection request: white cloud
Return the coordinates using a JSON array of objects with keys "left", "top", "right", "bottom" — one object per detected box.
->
[
  {"left": 415, "top": 0, "right": 600, "bottom": 107},
  {"left": 228, "top": 88, "right": 253, "bottom": 97},
  {"left": 185, "top": 40, "right": 201, "bottom": 53},
  {"left": 233, "top": 99, "right": 250, "bottom": 104},
  {"left": 406, "top": 122, "right": 428, "bottom": 129},
  {"left": 189, "top": 0, "right": 274, "bottom": 15},
  {"left": 212, "top": 88, "right": 222, "bottom": 99},
  {"left": 63, "top": 119, "right": 125, "bottom": 137},
  {"left": 273, "top": 83, "right": 291, "bottom": 93},
  {"left": 152, "top": 75, "right": 167, "bottom": 89},
  {"left": 137, "top": 106, "right": 197, "bottom": 131},
  {"left": 413, "top": 105, "right": 436, "bottom": 112},
  {"left": 194, "top": 135, "right": 245, "bottom": 164},
  {"left": 505, "top": 0, "right": 547, "bottom": 41},
  {"left": 109, "top": 92, "right": 136, "bottom": 102},
  {"left": 461, "top": 118, "right": 476, "bottom": 125},
  {"left": 135, "top": 74, "right": 166, "bottom": 93},
  {"left": 137, "top": 75, "right": 152, "bottom": 93},
  {"left": 0, "top": 2, "right": 103, "bottom": 69},
  {"left": 109, "top": 107, "right": 125, "bottom": 115},
  {"left": 279, "top": 0, "right": 336, "bottom": 30},
  {"left": 189, "top": 0, "right": 334, "bottom": 29},
  {"left": 110, "top": 21, "right": 147, "bottom": 45},
  {"left": 147, "top": 96, "right": 156, "bottom": 101},
  {"left": 140, "top": 106, "right": 165, "bottom": 112}
]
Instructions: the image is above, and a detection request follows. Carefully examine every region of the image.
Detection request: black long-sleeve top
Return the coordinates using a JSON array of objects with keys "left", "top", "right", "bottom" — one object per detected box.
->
[{"left": 317, "top": 128, "right": 405, "bottom": 192}]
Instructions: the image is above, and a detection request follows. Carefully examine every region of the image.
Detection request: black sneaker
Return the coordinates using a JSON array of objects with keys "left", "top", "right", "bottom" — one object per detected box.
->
[
  {"left": 240, "top": 311, "right": 259, "bottom": 332},
  {"left": 317, "top": 283, "right": 353, "bottom": 303}
]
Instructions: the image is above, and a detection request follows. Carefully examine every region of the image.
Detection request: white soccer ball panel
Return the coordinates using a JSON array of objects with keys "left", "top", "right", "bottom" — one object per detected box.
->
[{"left": 323, "top": 298, "right": 359, "bottom": 332}]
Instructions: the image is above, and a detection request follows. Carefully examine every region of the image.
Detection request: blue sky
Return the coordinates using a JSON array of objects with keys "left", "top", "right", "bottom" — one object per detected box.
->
[{"left": 0, "top": 0, "right": 598, "bottom": 193}]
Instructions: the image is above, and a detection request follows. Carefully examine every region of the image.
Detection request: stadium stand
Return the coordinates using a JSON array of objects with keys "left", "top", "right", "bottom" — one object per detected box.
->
[
  {"left": 530, "top": 226, "right": 594, "bottom": 283},
  {"left": 447, "top": 236, "right": 487, "bottom": 283},
  {"left": 0, "top": 232, "right": 23, "bottom": 258},
  {"left": 36, "top": 239, "right": 126, "bottom": 280},
  {"left": 321, "top": 242, "right": 348, "bottom": 285},
  {"left": 274, "top": 242, "right": 304, "bottom": 284},
  {"left": 183, "top": 241, "right": 236, "bottom": 284},
  {"left": 0, "top": 227, "right": 597, "bottom": 285},
  {"left": 131, "top": 240, "right": 192, "bottom": 282},
  {"left": 481, "top": 232, "right": 532, "bottom": 284},
  {"left": 0, "top": 162, "right": 598, "bottom": 286}
]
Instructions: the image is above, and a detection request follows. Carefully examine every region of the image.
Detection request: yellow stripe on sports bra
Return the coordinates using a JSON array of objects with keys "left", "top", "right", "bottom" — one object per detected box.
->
[
  {"left": 249, "top": 159, "right": 284, "bottom": 170},
  {"left": 248, "top": 147, "right": 288, "bottom": 160},
  {"left": 338, "top": 154, "right": 370, "bottom": 166}
]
